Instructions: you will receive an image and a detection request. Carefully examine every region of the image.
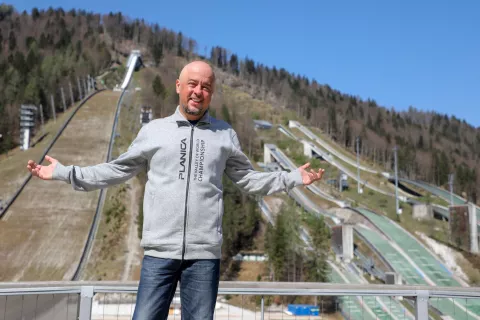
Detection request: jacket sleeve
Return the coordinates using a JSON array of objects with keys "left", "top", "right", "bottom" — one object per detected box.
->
[
  {"left": 52, "top": 125, "right": 150, "bottom": 192},
  {"left": 224, "top": 131, "right": 303, "bottom": 195}
]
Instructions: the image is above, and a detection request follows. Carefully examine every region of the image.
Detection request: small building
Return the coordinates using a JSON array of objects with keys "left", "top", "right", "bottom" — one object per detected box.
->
[
  {"left": 253, "top": 119, "right": 273, "bottom": 130},
  {"left": 233, "top": 251, "right": 268, "bottom": 262},
  {"left": 140, "top": 106, "right": 153, "bottom": 126}
]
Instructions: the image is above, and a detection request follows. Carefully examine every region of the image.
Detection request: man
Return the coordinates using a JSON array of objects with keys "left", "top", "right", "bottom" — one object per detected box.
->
[{"left": 27, "top": 60, "right": 325, "bottom": 320}]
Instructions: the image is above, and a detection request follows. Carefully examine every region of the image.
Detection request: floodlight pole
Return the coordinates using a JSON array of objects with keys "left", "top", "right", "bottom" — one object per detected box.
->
[
  {"left": 69, "top": 82, "right": 74, "bottom": 106},
  {"left": 39, "top": 104, "right": 44, "bottom": 135},
  {"left": 448, "top": 174, "right": 454, "bottom": 206},
  {"left": 356, "top": 136, "right": 361, "bottom": 194},
  {"left": 393, "top": 145, "right": 400, "bottom": 220}
]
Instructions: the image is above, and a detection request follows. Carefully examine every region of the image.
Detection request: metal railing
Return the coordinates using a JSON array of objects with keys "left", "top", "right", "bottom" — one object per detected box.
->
[{"left": 1, "top": 281, "right": 479, "bottom": 320}]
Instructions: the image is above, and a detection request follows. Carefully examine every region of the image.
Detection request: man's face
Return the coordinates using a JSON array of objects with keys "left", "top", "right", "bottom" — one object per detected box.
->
[{"left": 176, "top": 63, "right": 214, "bottom": 119}]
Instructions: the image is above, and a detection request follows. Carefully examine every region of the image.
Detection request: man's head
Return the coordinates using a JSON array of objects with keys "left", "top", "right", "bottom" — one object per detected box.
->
[{"left": 176, "top": 60, "right": 215, "bottom": 120}]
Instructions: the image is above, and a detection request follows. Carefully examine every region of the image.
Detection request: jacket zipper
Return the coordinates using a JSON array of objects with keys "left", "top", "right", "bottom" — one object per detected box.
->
[{"left": 181, "top": 125, "right": 195, "bottom": 260}]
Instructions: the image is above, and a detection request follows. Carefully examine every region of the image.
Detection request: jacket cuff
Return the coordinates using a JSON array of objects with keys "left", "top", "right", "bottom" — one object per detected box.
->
[
  {"left": 52, "top": 162, "right": 70, "bottom": 182},
  {"left": 287, "top": 169, "right": 303, "bottom": 188}
]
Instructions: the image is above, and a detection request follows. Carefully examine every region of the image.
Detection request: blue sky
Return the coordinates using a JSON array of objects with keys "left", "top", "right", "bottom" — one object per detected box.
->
[{"left": 14, "top": 0, "right": 480, "bottom": 127}]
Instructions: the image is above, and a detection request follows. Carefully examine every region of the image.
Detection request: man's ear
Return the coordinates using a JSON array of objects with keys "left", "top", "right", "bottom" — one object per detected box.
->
[{"left": 175, "top": 79, "right": 180, "bottom": 94}]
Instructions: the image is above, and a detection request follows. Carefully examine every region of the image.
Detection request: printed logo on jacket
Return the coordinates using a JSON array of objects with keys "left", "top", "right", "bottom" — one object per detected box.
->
[
  {"left": 178, "top": 138, "right": 206, "bottom": 180},
  {"left": 193, "top": 139, "right": 206, "bottom": 181},
  {"left": 179, "top": 138, "right": 187, "bottom": 180}
]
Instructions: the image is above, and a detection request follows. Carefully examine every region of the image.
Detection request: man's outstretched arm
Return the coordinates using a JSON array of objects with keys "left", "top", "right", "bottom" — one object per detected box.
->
[
  {"left": 27, "top": 125, "right": 151, "bottom": 192},
  {"left": 224, "top": 132, "right": 324, "bottom": 195}
]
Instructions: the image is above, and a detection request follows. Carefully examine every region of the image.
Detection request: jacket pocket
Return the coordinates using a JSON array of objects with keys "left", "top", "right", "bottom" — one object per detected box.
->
[
  {"left": 187, "top": 188, "right": 221, "bottom": 246},
  {"left": 142, "top": 188, "right": 184, "bottom": 247}
]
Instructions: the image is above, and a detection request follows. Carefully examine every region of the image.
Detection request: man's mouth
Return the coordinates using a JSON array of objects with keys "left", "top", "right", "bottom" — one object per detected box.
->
[{"left": 189, "top": 98, "right": 202, "bottom": 106}]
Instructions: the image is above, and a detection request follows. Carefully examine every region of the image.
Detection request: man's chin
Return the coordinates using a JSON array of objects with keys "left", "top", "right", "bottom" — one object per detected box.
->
[{"left": 183, "top": 104, "right": 203, "bottom": 116}]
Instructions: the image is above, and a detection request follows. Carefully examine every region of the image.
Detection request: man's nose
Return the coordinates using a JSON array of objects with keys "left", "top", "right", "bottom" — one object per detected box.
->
[{"left": 193, "top": 84, "right": 203, "bottom": 95}]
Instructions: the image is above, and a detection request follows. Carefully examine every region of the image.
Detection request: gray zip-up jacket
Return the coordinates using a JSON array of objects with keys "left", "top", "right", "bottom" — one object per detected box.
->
[{"left": 53, "top": 106, "right": 303, "bottom": 260}]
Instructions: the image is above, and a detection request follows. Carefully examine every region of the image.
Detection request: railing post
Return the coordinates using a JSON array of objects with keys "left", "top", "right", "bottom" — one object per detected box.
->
[
  {"left": 79, "top": 286, "right": 94, "bottom": 320},
  {"left": 261, "top": 295, "right": 264, "bottom": 320},
  {"left": 415, "top": 290, "right": 429, "bottom": 320}
]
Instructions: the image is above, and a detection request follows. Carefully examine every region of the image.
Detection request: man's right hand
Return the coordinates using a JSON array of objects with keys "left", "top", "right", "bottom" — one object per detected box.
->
[{"left": 27, "top": 155, "right": 58, "bottom": 180}]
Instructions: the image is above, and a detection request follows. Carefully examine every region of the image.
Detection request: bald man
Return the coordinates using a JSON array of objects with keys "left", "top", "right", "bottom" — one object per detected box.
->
[{"left": 27, "top": 60, "right": 325, "bottom": 320}]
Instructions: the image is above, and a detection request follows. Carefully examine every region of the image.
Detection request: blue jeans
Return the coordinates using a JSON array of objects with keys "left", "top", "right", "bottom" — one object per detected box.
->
[{"left": 132, "top": 255, "right": 220, "bottom": 320}]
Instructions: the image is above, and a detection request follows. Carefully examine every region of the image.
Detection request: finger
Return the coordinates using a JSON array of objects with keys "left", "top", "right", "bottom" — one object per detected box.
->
[
  {"left": 300, "top": 162, "right": 311, "bottom": 170},
  {"left": 44, "top": 155, "right": 54, "bottom": 164}
]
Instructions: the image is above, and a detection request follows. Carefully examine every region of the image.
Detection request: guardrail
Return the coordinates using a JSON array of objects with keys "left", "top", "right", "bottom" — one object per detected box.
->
[
  {"left": 1, "top": 281, "right": 479, "bottom": 320},
  {"left": 289, "top": 120, "right": 379, "bottom": 175}
]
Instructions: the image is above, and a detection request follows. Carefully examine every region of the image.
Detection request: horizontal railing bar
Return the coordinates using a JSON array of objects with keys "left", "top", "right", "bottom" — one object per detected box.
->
[
  {"left": 0, "top": 288, "right": 81, "bottom": 296},
  {"left": 92, "top": 287, "right": 420, "bottom": 296},
  {"left": 0, "top": 281, "right": 479, "bottom": 298}
]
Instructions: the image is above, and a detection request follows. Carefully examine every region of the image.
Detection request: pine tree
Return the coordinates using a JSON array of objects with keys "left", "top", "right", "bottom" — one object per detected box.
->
[
  {"left": 151, "top": 42, "right": 163, "bottom": 67},
  {"left": 24, "top": 77, "right": 40, "bottom": 105},
  {"left": 417, "top": 135, "right": 424, "bottom": 149},
  {"left": 304, "top": 213, "right": 330, "bottom": 282},
  {"left": 328, "top": 106, "right": 337, "bottom": 135},
  {"left": 31, "top": 7, "right": 40, "bottom": 20},
  {"left": 152, "top": 75, "right": 165, "bottom": 99},
  {"left": 176, "top": 32, "right": 183, "bottom": 57},
  {"left": 221, "top": 104, "right": 232, "bottom": 124},
  {"left": 229, "top": 54, "right": 239, "bottom": 75},
  {"left": 8, "top": 30, "right": 16, "bottom": 51},
  {"left": 375, "top": 111, "right": 383, "bottom": 128},
  {"left": 265, "top": 200, "right": 299, "bottom": 281}
]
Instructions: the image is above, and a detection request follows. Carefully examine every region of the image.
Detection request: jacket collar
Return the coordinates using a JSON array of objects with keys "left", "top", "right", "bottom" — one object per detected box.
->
[{"left": 170, "top": 105, "right": 211, "bottom": 126}]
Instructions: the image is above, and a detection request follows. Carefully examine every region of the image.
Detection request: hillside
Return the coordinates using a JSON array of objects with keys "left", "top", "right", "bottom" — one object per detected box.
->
[
  {"left": 1, "top": 8, "right": 480, "bottom": 320},
  {"left": 0, "top": 4, "right": 478, "bottom": 205}
]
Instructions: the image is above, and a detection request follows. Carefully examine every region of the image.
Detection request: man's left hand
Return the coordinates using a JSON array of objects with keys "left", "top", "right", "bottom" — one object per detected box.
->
[{"left": 299, "top": 162, "right": 325, "bottom": 185}]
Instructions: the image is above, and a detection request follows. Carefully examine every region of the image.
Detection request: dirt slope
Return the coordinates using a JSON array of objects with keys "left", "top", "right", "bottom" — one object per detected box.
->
[{"left": 0, "top": 90, "right": 119, "bottom": 281}]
